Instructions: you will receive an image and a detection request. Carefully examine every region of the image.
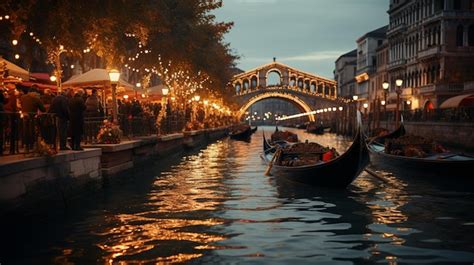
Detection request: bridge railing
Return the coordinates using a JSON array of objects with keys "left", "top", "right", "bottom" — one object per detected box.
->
[{"left": 235, "top": 85, "right": 336, "bottom": 99}]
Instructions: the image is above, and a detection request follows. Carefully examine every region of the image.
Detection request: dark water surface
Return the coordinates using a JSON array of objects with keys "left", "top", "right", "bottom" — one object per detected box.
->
[{"left": 2, "top": 127, "right": 474, "bottom": 264}]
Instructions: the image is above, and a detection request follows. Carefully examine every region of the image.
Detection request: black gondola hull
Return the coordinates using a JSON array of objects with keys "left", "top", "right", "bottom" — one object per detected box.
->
[
  {"left": 368, "top": 145, "right": 474, "bottom": 178},
  {"left": 264, "top": 130, "right": 370, "bottom": 188},
  {"left": 229, "top": 127, "right": 252, "bottom": 140}
]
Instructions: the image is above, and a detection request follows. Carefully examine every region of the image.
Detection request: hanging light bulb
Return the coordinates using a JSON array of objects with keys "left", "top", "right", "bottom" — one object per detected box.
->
[
  {"left": 12, "top": 39, "right": 18, "bottom": 46},
  {"left": 14, "top": 54, "right": 20, "bottom": 59}
]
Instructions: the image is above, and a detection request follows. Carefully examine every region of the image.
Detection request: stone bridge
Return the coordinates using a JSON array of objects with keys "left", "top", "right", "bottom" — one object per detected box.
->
[{"left": 231, "top": 61, "right": 345, "bottom": 121}]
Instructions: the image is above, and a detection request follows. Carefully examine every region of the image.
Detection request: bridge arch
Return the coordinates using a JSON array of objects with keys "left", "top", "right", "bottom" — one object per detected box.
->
[{"left": 237, "top": 91, "right": 315, "bottom": 122}]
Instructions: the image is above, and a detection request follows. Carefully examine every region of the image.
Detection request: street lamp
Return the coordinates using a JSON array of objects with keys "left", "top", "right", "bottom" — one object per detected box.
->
[
  {"left": 363, "top": 103, "right": 369, "bottom": 117},
  {"left": 52, "top": 45, "right": 67, "bottom": 92},
  {"left": 382, "top": 81, "right": 389, "bottom": 123},
  {"left": 395, "top": 78, "right": 403, "bottom": 126},
  {"left": 108, "top": 69, "right": 120, "bottom": 123}
]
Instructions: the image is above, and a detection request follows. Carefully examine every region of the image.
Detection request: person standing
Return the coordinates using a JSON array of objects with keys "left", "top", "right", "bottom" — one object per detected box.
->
[
  {"left": 49, "top": 90, "right": 70, "bottom": 150},
  {"left": 69, "top": 89, "right": 86, "bottom": 151},
  {"left": 20, "top": 87, "right": 46, "bottom": 151},
  {"left": 3, "top": 82, "right": 20, "bottom": 154},
  {"left": 85, "top": 89, "right": 100, "bottom": 117}
]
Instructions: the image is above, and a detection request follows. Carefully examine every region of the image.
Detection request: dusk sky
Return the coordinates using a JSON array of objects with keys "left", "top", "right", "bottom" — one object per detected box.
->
[{"left": 214, "top": 0, "right": 389, "bottom": 79}]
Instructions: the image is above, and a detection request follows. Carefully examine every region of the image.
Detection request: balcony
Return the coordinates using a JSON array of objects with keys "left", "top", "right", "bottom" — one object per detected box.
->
[
  {"left": 388, "top": 59, "right": 406, "bottom": 70},
  {"left": 387, "top": 23, "right": 406, "bottom": 36},
  {"left": 424, "top": 11, "right": 474, "bottom": 25},
  {"left": 418, "top": 46, "right": 441, "bottom": 60},
  {"left": 419, "top": 84, "right": 464, "bottom": 94}
]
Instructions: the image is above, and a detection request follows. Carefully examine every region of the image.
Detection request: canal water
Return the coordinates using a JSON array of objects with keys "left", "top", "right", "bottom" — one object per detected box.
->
[{"left": 1, "top": 126, "right": 474, "bottom": 264}]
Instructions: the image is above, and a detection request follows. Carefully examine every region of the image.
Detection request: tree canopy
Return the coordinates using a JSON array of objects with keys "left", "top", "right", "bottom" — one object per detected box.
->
[{"left": 0, "top": 0, "right": 238, "bottom": 100}]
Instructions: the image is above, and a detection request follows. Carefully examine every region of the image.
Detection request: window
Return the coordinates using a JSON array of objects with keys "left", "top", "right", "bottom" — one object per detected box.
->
[
  {"left": 435, "top": 0, "right": 445, "bottom": 11},
  {"left": 453, "top": 0, "right": 461, "bottom": 10},
  {"left": 456, "top": 25, "right": 464, "bottom": 46},
  {"left": 471, "top": 0, "right": 474, "bottom": 10},
  {"left": 469, "top": 25, "right": 474, "bottom": 46}
]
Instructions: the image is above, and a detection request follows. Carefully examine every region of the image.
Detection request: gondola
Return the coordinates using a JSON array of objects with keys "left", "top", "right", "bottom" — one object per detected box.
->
[
  {"left": 229, "top": 125, "right": 252, "bottom": 140},
  {"left": 306, "top": 122, "right": 324, "bottom": 135},
  {"left": 367, "top": 124, "right": 474, "bottom": 177},
  {"left": 263, "top": 113, "right": 369, "bottom": 187}
]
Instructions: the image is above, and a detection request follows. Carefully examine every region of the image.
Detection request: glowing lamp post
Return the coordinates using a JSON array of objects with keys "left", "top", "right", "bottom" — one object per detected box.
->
[
  {"left": 108, "top": 69, "right": 120, "bottom": 123},
  {"left": 363, "top": 103, "right": 369, "bottom": 118},
  {"left": 395, "top": 79, "right": 403, "bottom": 127}
]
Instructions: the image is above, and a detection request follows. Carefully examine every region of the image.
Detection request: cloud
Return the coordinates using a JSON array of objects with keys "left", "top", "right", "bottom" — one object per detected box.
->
[
  {"left": 244, "top": 50, "right": 345, "bottom": 63},
  {"left": 282, "top": 51, "right": 346, "bottom": 62}
]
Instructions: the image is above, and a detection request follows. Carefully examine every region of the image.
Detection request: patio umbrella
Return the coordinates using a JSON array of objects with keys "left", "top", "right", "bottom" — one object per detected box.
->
[
  {"left": 62, "top": 68, "right": 134, "bottom": 90},
  {"left": 0, "top": 57, "right": 30, "bottom": 81}
]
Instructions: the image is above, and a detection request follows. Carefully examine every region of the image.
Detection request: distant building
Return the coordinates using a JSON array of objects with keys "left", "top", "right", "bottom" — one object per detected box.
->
[
  {"left": 387, "top": 0, "right": 474, "bottom": 111},
  {"left": 355, "top": 26, "right": 388, "bottom": 112},
  {"left": 334, "top": 49, "right": 357, "bottom": 99}
]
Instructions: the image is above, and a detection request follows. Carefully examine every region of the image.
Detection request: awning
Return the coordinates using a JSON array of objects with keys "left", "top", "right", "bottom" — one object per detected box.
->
[
  {"left": 21, "top": 81, "right": 58, "bottom": 91},
  {"left": 147, "top": 84, "right": 168, "bottom": 96},
  {"left": 62, "top": 68, "right": 134, "bottom": 90},
  {"left": 0, "top": 57, "right": 30, "bottom": 81},
  {"left": 439, "top": 94, "right": 474, "bottom": 109}
]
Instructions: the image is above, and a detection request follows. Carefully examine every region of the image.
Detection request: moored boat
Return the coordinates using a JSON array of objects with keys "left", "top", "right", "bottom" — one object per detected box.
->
[
  {"left": 306, "top": 122, "right": 324, "bottom": 135},
  {"left": 263, "top": 114, "right": 369, "bottom": 187},
  {"left": 229, "top": 124, "right": 252, "bottom": 140},
  {"left": 367, "top": 124, "right": 474, "bottom": 177}
]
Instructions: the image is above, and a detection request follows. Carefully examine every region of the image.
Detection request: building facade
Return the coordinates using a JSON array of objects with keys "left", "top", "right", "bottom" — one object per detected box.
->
[
  {"left": 355, "top": 26, "right": 388, "bottom": 112},
  {"left": 387, "top": 0, "right": 474, "bottom": 111},
  {"left": 334, "top": 49, "right": 357, "bottom": 99}
]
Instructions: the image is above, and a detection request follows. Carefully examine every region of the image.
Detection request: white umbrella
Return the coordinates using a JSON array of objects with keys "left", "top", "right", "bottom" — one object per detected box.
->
[
  {"left": 62, "top": 68, "right": 133, "bottom": 90},
  {"left": 0, "top": 57, "right": 30, "bottom": 81},
  {"left": 146, "top": 84, "right": 169, "bottom": 96}
]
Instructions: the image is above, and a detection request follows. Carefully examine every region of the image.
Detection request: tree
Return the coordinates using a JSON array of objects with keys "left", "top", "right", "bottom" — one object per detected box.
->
[{"left": 1, "top": 0, "right": 237, "bottom": 102}]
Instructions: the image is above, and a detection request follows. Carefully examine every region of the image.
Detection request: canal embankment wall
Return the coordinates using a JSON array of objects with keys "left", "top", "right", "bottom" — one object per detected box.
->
[{"left": 0, "top": 127, "right": 229, "bottom": 212}]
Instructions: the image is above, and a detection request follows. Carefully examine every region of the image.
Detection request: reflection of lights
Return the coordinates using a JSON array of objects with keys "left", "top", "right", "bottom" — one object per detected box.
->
[{"left": 93, "top": 144, "right": 229, "bottom": 264}]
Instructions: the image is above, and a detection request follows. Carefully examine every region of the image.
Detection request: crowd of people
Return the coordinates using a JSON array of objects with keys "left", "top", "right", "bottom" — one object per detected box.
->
[{"left": 1, "top": 80, "right": 236, "bottom": 156}]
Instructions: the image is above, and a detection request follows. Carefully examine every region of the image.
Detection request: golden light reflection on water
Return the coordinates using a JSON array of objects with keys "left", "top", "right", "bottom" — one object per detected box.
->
[
  {"left": 355, "top": 170, "right": 411, "bottom": 260},
  {"left": 93, "top": 142, "right": 231, "bottom": 264}
]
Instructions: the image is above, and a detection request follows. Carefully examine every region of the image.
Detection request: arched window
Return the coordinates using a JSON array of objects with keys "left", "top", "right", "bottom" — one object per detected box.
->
[
  {"left": 469, "top": 25, "right": 474, "bottom": 46},
  {"left": 304, "top": 80, "right": 310, "bottom": 91},
  {"left": 251, "top": 76, "right": 258, "bottom": 89},
  {"left": 235, "top": 83, "right": 241, "bottom": 93},
  {"left": 267, "top": 71, "right": 281, "bottom": 86},
  {"left": 456, "top": 25, "right": 464, "bottom": 46},
  {"left": 289, "top": 77, "right": 296, "bottom": 87},
  {"left": 243, "top": 79, "right": 250, "bottom": 90},
  {"left": 310, "top": 82, "right": 316, "bottom": 93},
  {"left": 297, "top": 78, "right": 304, "bottom": 89}
]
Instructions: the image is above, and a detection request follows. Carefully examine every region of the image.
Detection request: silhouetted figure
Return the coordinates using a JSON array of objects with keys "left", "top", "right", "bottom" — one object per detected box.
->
[
  {"left": 69, "top": 90, "right": 86, "bottom": 150},
  {"left": 49, "top": 91, "right": 70, "bottom": 150}
]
